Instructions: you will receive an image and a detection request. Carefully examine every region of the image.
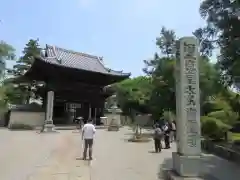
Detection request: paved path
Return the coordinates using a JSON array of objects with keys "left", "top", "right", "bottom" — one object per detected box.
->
[
  {"left": 90, "top": 127, "right": 173, "bottom": 180},
  {"left": 0, "top": 129, "right": 61, "bottom": 180},
  {"left": 0, "top": 127, "right": 240, "bottom": 180}
]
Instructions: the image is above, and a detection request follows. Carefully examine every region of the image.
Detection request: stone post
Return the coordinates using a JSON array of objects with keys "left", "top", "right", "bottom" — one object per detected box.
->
[
  {"left": 43, "top": 91, "right": 55, "bottom": 132},
  {"left": 165, "top": 37, "right": 201, "bottom": 179}
]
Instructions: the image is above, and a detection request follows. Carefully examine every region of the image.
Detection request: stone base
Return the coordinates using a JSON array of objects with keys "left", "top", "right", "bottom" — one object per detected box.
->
[
  {"left": 173, "top": 152, "right": 201, "bottom": 177},
  {"left": 108, "top": 125, "right": 119, "bottom": 131},
  {"left": 162, "top": 169, "right": 204, "bottom": 180},
  {"left": 42, "top": 124, "right": 56, "bottom": 133}
]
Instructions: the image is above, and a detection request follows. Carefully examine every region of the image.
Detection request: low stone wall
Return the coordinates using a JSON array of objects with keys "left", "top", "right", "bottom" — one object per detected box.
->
[
  {"left": 8, "top": 104, "right": 45, "bottom": 129},
  {"left": 8, "top": 111, "right": 45, "bottom": 128},
  {"left": 201, "top": 139, "right": 240, "bottom": 164}
]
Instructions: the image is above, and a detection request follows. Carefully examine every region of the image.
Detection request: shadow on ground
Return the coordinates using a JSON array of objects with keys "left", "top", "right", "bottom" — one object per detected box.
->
[
  {"left": 148, "top": 150, "right": 159, "bottom": 154},
  {"left": 158, "top": 154, "right": 240, "bottom": 180},
  {"left": 124, "top": 132, "right": 153, "bottom": 138}
]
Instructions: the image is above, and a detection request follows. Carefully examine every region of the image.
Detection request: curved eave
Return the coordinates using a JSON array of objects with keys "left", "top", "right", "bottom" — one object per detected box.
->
[
  {"left": 22, "top": 57, "right": 130, "bottom": 85},
  {"left": 36, "top": 56, "right": 131, "bottom": 78},
  {"left": 6, "top": 56, "right": 130, "bottom": 85}
]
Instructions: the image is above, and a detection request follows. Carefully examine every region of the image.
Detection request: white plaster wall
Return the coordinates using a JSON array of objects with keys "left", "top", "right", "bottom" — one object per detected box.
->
[{"left": 8, "top": 112, "right": 45, "bottom": 128}]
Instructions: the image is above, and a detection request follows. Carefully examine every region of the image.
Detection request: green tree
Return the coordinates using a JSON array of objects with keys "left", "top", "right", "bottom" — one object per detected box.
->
[
  {"left": 143, "top": 27, "right": 177, "bottom": 118},
  {"left": 148, "top": 57, "right": 176, "bottom": 118},
  {"left": 114, "top": 76, "right": 153, "bottom": 115},
  {"left": 0, "top": 41, "right": 15, "bottom": 80},
  {"left": 13, "top": 39, "right": 41, "bottom": 76},
  {"left": 10, "top": 39, "right": 42, "bottom": 104},
  {"left": 194, "top": 0, "right": 240, "bottom": 84},
  {"left": 3, "top": 83, "right": 26, "bottom": 104},
  {"left": 143, "top": 27, "right": 176, "bottom": 75},
  {"left": 0, "top": 41, "right": 15, "bottom": 108},
  {"left": 156, "top": 27, "right": 176, "bottom": 57},
  {"left": 144, "top": 27, "right": 226, "bottom": 119}
]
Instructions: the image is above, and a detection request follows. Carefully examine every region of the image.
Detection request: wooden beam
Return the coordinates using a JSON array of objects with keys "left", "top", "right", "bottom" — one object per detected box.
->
[{"left": 48, "top": 81, "right": 104, "bottom": 92}]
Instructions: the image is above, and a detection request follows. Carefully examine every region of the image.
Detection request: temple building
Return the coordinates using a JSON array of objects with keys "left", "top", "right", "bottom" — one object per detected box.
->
[{"left": 9, "top": 45, "right": 130, "bottom": 127}]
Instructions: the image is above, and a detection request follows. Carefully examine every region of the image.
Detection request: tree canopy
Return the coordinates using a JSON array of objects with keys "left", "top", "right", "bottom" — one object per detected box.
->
[
  {"left": 0, "top": 41, "right": 16, "bottom": 108},
  {"left": 0, "top": 41, "right": 15, "bottom": 80},
  {"left": 8, "top": 39, "right": 42, "bottom": 104},
  {"left": 194, "top": 0, "right": 240, "bottom": 84},
  {"left": 116, "top": 27, "right": 227, "bottom": 119}
]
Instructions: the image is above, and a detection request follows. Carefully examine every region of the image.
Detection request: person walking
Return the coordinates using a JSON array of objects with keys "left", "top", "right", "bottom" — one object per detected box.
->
[
  {"left": 169, "top": 120, "right": 176, "bottom": 142},
  {"left": 162, "top": 122, "right": 170, "bottom": 149},
  {"left": 172, "top": 120, "right": 176, "bottom": 142},
  {"left": 153, "top": 124, "right": 163, "bottom": 153},
  {"left": 82, "top": 119, "right": 96, "bottom": 160}
]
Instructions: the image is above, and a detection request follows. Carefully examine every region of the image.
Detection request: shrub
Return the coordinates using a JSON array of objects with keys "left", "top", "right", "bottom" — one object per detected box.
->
[
  {"left": 201, "top": 116, "right": 230, "bottom": 140},
  {"left": 202, "top": 99, "right": 231, "bottom": 115},
  {"left": 9, "top": 123, "right": 33, "bottom": 130},
  {"left": 162, "top": 111, "right": 175, "bottom": 121},
  {"left": 207, "top": 110, "right": 238, "bottom": 125}
]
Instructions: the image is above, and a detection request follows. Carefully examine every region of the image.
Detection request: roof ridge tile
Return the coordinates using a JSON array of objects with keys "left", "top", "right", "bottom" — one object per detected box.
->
[
  {"left": 43, "top": 44, "right": 131, "bottom": 77},
  {"left": 46, "top": 44, "right": 100, "bottom": 60}
]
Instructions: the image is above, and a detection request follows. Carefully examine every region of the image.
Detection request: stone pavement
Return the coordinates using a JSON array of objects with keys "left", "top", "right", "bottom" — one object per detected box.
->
[
  {"left": 27, "top": 130, "right": 90, "bottom": 180},
  {"left": 0, "top": 129, "right": 62, "bottom": 180},
  {"left": 91, "top": 127, "right": 240, "bottom": 180},
  {"left": 0, "top": 127, "right": 240, "bottom": 180}
]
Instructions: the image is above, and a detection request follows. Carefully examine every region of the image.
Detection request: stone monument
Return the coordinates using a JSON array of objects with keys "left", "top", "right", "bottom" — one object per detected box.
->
[{"left": 164, "top": 37, "right": 202, "bottom": 179}]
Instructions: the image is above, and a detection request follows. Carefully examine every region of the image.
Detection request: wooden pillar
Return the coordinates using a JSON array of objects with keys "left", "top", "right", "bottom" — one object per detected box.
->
[
  {"left": 101, "top": 99, "right": 105, "bottom": 117},
  {"left": 94, "top": 107, "right": 97, "bottom": 124}
]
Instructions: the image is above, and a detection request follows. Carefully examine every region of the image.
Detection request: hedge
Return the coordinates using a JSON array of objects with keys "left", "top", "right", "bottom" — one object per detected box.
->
[
  {"left": 207, "top": 110, "right": 238, "bottom": 125},
  {"left": 201, "top": 116, "right": 231, "bottom": 140},
  {"left": 202, "top": 99, "right": 231, "bottom": 115}
]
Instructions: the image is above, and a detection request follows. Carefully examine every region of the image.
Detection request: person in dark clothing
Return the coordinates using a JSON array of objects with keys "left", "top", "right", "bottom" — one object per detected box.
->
[
  {"left": 153, "top": 124, "right": 163, "bottom": 152},
  {"left": 163, "top": 122, "right": 170, "bottom": 149},
  {"left": 172, "top": 120, "right": 176, "bottom": 141}
]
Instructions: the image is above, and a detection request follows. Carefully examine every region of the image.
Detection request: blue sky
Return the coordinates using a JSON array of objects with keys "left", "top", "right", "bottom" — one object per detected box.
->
[{"left": 0, "top": 0, "right": 205, "bottom": 77}]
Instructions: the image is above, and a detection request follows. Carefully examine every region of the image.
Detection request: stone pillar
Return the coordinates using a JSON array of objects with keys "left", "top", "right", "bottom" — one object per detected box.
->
[
  {"left": 43, "top": 91, "right": 55, "bottom": 132},
  {"left": 167, "top": 37, "right": 201, "bottom": 179}
]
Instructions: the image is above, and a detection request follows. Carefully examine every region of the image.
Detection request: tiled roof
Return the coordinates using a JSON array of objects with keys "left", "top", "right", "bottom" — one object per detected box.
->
[{"left": 40, "top": 45, "right": 130, "bottom": 77}]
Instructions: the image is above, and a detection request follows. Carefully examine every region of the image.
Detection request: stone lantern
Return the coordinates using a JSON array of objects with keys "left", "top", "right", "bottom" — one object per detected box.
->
[{"left": 104, "top": 85, "right": 122, "bottom": 131}]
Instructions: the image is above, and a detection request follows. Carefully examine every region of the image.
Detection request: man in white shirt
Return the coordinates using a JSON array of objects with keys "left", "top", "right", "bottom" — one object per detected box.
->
[{"left": 82, "top": 119, "right": 96, "bottom": 160}]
